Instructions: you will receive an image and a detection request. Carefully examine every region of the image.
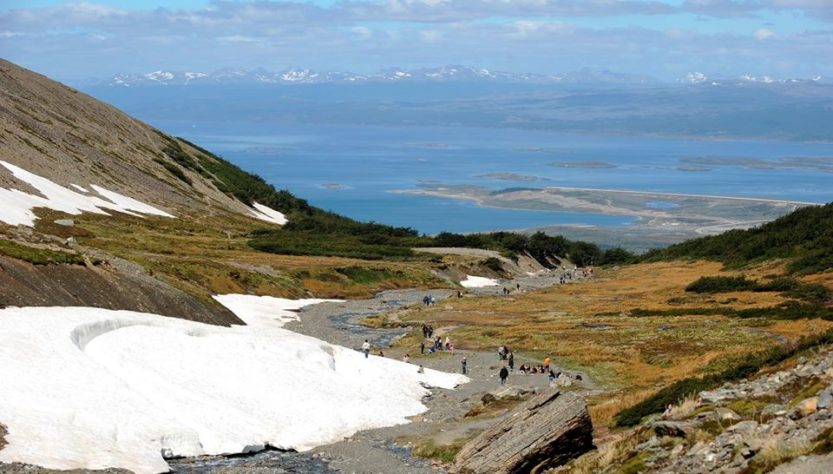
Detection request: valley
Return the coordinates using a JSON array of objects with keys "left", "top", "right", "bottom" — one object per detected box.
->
[{"left": 1, "top": 57, "right": 833, "bottom": 474}]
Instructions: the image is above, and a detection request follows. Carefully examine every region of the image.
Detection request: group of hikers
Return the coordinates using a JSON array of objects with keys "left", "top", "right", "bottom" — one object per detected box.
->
[
  {"left": 362, "top": 336, "right": 573, "bottom": 387},
  {"left": 356, "top": 272, "right": 600, "bottom": 383},
  {"left": 419, "top": 324, "right": 455, "bottom": 354},
  {"left": 420, "top": 335, "right": 454, "bottom": 354},
  {"left": 496, "top": 348, "right": 563, "bottom": 384},
  {"left": 500, "top": 283, "right": 521, "bottom": 296}
]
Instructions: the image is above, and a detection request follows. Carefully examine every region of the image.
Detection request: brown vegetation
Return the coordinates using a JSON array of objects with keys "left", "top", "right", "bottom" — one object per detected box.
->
[{"left": 396, "top": 261, "right": 833, "bottom": 428}]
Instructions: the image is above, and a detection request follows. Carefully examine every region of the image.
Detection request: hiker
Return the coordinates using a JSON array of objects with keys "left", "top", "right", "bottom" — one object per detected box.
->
[
  {"left": 420, "top": 341, "right": 425, "bottom": 354},
  {"left": 516, "top": 283, "right": 520, "bottom": 291},
  {"left": 418, "top": 365, "right": 425, "bottom": 374},
  {"left": 449, "top": 342, "right": 454, "bottom": 354},
  {"left": 378, "top": 349, "right": 385, "bottom": 357},
  {"left": 548, "top": 369, "right": 556, "bottom": 382},
  {"left": 499, "top": 366, "right": 509, "bottom": 385},
  {"left": 544, "top": 355, "right": 551, "bottom": 371},
  {"left": 508, "top": 352, "right": 514, "bottom": 370},
  {"left": 461, "top": 357, "right": 467, "bottom": 375},
  {"left": 457, "top": 290, "right": 463, "bottom": 298},
  {"left": 444, "top": 336, "right": 451, "bottom": 350},
  {"left": 362, "top": 339, "right": 370, "bottom": 358}
]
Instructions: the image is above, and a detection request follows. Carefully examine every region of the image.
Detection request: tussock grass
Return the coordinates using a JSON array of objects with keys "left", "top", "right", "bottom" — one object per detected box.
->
[
  {"left": 410, "top": 438, "right": 468, "bottom": 463},
  {"left": 0, "top": 239, "right": 88, "bottom": 266}
]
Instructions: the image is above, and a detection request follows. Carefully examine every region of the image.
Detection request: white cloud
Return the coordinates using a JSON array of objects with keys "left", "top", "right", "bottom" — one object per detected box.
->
[
  {"left": 755, "top": 27, "right": 775, "bottom": 39},
  {"left": 419, "top": 29, "right": 443, "bottom": 42},
  {"left": 218, "top": 35, "right": 259, "bottom": 43}
]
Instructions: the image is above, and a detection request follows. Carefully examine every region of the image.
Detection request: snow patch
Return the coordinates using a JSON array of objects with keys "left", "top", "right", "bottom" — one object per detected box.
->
[
  {"left": 211, "top": 294, "right": 338, "bottom": 328},
  {"left": 0, "top": 302, "right": 466, "bottom": 474},
  {"left": 249, "top": 202, "right": 287, "bottom": 225},
  {"left": 0, "top": 160, "right": 174, "bottom": 226},
  {"left": 460, "top": 275, "right": 500, "bottom": 288}
]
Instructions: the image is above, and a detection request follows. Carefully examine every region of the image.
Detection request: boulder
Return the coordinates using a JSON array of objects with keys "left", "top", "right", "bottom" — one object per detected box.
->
[
  {"left": 554, "top": 373, "right": 574, "bottom": 388},
  {"left": 817, "top": 387, "right": 833, "bottom": 410},
  {"left": 653, "top": 420, "right": 696, "bottom": 438},
  {"left": 451, "top": 390, "right": 593, "bottom": 474},
  {"left": 726, "top": 420, "right": 759, "bottom": 435},
  {"left": 481, "top": 386, "right": 535, "bottom": 405},
  {"left": 716, "top": 407, "right": 741, "bottom": 423},
  {"left": 795, "top": 397, "right": 818, "bottom": 418}
]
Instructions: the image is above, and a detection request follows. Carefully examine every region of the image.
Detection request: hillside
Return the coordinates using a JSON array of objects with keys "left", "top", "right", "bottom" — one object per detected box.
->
[
  {"left": 1, "top": 59, "right": 568, "bottom": 318},
  {"left": 646, "top": 202, "right": 833, "bottom": 274}
]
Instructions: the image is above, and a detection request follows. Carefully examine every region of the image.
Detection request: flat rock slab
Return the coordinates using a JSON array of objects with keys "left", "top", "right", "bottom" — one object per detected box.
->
[{"left": 451, "top": 390, "right": 594, "bottom": 474}]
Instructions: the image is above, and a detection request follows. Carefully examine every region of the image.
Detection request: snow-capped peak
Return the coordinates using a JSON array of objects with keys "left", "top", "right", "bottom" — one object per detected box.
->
[
  {"left": 683, "top": 72, "right": 707, "bottom": 84},
  {"left": 280, "top": 69, "right": 319, "bottom": 82},
  {"left": 183, "top": 72, "right": 208, "bottom": 83},
  {"left": 144, "top": 70, "right": 174, "bottom": 82}
]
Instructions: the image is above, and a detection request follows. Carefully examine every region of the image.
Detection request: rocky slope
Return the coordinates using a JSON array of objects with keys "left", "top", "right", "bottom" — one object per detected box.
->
[
  {"left": 0, "top": 59, "right": 304, "bottom": 318},
  {"left": 560, "top": 346, "right": 833, "bottom": 473},
  {"left": 0, "top": 58, "right": 269, "bottom": 221}
]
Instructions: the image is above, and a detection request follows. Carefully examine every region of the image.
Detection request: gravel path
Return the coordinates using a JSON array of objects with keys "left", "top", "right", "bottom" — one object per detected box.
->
[
  {"left": 281, "top": 275, "right": 598, "bottom": 474},
  {"left": 0, "top": 274, "right": 594, "bottom": 474}
]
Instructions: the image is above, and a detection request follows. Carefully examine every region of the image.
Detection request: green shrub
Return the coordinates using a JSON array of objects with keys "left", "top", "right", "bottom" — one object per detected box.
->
[
  {"left": 153, "top": 158, "right": 192, "bottom": 185},
  {"left": 481, "top": 257, "right": 504, "bottom": 273},
  {"left": 685, "top": 276, "right": 758, "bottom": 293},
  {"left": 335, "top": 267, "right": 399, "bottom": 284}
]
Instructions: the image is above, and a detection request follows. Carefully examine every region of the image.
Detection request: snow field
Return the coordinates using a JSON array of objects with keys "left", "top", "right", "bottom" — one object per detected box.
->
[
  {"left": 0, "top": 160, "right": 174, "bottom": 226},
  {"left": 0, "top": 298, "right": 467, "bottom": 474},
  {"left": 460, "top": 275, "right": 500, "bottom": 288}
]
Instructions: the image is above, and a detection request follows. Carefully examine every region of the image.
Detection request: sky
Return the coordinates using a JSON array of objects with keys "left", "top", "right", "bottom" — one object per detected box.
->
[{"left": 1, "top": 0, "right": 832, "bottom": 83}]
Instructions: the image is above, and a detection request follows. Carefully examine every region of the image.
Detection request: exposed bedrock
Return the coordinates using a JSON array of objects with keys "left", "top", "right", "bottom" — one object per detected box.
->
[
  {"left": 0, "top": 256, "right": 240, "bottom": 326},
  {"left": 451, "top": 390, "right": 594, "bottom": 474}
]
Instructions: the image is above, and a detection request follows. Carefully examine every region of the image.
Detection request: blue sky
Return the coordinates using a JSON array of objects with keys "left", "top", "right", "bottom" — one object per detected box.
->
[{"left": 2, "top": 0, "right": 832, "bottom": 83}]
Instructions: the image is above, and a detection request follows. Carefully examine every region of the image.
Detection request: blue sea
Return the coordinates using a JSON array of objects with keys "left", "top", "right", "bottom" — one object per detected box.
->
[{"left": 154, "top": 121, "right": 833, "bottom": 234}]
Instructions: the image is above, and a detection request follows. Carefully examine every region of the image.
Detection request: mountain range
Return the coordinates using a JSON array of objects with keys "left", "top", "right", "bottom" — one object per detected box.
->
[{"left": 97, "top": 65, "right": 825, "bottom": 88}]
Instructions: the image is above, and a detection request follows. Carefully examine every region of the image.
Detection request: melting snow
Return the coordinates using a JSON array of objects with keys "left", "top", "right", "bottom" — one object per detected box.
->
[
  {"left": 250, "top": 202, "right": 288, "bottom": 225},
  {"left": 0, "top": 299, "right": 466, "bottom": 474},
  {"left": 460, "top": 275, "right": 500, "bottom": 288},
  {"left": 0, "top": 160, "right": 175, "bottom": 226}
]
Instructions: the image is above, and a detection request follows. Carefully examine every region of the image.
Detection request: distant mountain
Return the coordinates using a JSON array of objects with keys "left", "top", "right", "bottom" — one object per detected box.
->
[
  {"left": 100, "top": 65, "right": 656, "bottom": 87},
  {"left": 679, "top": 71, "right": 825, "bottom": 86}
]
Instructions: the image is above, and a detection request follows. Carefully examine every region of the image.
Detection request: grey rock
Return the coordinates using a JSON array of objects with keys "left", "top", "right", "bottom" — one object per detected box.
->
[
  {"left": 726, "top": 420, "right": 759, "bottom": 435},
  {"left": 451, "top": 390, "right": 593, "bottom": 474},
  {"left": 817, "top": 388, "right": 833, "bottom": 410},
  {"left": 762, "top": 404, "right": 788, "bottom": 418},
  {"left": 715, "top": 407, "right": 741, "bottom": 422},
  {"left": 481, "top": 386, "right": 534, "bottom": 405}
]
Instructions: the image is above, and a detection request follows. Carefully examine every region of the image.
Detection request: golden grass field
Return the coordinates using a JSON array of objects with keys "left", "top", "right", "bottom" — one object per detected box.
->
[{"left": 394, "top": 260, "right": 833, "bottom": 428}]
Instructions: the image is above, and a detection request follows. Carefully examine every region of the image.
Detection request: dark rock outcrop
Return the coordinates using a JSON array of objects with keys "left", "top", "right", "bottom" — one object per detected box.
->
[
  {"left": 451, "top": 390, "right": 594, "bottom": 474},
  {"left": 653, "top": 420, "right": 696, "bottom": 438},
  {"left": 0, "top": 256, "right": 241, "bottom": 326}
]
